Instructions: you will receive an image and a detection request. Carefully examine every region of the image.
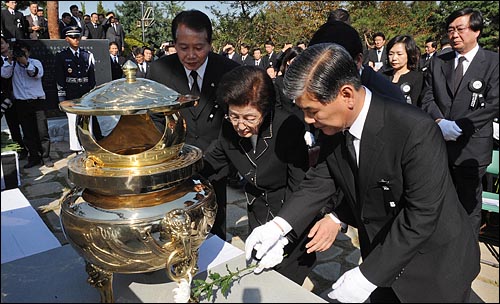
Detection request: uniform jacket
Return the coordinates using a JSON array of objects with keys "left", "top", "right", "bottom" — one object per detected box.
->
[
  {"left": 278, "top": 92, "right": 480, "bottom": 302},
  {"left": 147, "top": 52, "right": 240, "bottom": 152},
  {"left": 55, "top": 47, "right": 96, "bottom": 101},
  {"left": 420, "top": 47, "right": 499, "bottom": 167},
  {"left": 1, "top": 9, "right": 27, "bottom": 41},
  {"left": 25, "top": 14, "right": 49, "bottom": 39}
]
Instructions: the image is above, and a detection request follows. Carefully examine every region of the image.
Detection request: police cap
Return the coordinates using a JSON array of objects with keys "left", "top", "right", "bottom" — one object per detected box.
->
[{"left": 63, "top": 26, "right": 82, "bottom": 38}]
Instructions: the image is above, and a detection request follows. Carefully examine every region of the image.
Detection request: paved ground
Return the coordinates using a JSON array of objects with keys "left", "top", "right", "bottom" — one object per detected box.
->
[{"left": 3, "top": 117, "right": 499, "bottom": 303}]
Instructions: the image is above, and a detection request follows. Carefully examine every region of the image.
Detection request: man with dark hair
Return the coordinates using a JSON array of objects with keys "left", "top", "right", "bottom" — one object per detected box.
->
[
  {"left": 102, "top": 11, "right": 125, "bottom": 55},
  {"left": 3, "top": 40, "right": 53, "bottom": 168},
  {"left": 55, "top": 26, "right": 101, "bottom": 153},
  {"left": 366, "top": 32, "right": 387, "bottom": 72},
  {"left": 68, "top": 4, "right": 82, "bottom": 28},
  {"left": 235, "top": 42, "right": 253, "bottom": 66},
  {"left": 420, "top": 7, "right": 499, "bottom": 235},
  {"left": 58, "top": 12, "right": 72, "bottom": 38},
  {"left": 245, "top": 42, "right": 480, "bottom": 303},
  {"left": 83, "top": 13, "right": 103, "bottom": 39},
  {"left": 263, "top": 40, "right": 277, "bottom": 69},
  {"left": 438, "top": 35, "right": 453, "bottom": 55},
  {"left": 148, "top": 10, "right": 240, "bottom": 241},
  {"left": 1, "top": 0, "right": 27, "bottom": 41},
  {"left": 419, "top": 37, "right": 437, "bottom": 72}
]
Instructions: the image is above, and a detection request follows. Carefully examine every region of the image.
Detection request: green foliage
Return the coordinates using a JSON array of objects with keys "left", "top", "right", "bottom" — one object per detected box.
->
[
  {"left": 97, "top": 1, "right": 106, "bottom": 15},
  {"left": 1, "top": 132, "right": 21, "bottom": 153},
  {"left": 115, "top": 1, "right": 185, "bottom": 50},
  {"left": 191, "top": 263, "right": 257, "bottom": 301}
]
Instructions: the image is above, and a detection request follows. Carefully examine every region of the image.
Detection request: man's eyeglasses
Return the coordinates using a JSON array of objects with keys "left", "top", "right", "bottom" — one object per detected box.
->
[
  {"left": 225, "top": 114, "right": 262, "bottom": 126},
  {"left": 447, "top": 26, "right": 470, "bottom": 35}
]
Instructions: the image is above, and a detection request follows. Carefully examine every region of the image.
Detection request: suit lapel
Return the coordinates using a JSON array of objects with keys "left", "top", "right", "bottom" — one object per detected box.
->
[
  {"left": 333, "top": 136, "right": 358, "bottom": 204},
  {"left": 441, "top": 55, "right": 455, "bottom": 96},
  {"left": 358, "top": 96, "right": 385, "bottom": 209},
  {"left": 458, "top": 48, "right": 486, "bottom": 95}
]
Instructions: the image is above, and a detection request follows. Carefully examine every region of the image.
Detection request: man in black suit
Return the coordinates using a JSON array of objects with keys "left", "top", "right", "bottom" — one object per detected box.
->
[
  {"left": 148, "top": 10, "right": 240, "bottom": 241},
  {"left": 245, "top": 43, "right": 480, "bottom": 303},
  {"left": 419, "top": 37, "right": 437, "bottom": 72},
  {"left": 82, "top": 13, "right": 103, "bottom": 39},
  {"left": 109, "top": 41, "right": 125, "bottom": 80},
  {"left": 252, "top": 48, "right": 266, "bottom": 70},
  {"left": 235, "top": 43, "right": 253, "bottom": 66},
  {"left": 366, "top": 32, "right": 387, "bottom": 72},
  {"left": 263, "top": 40, "right": 278, "bottom": 70},
  {"left": 1, "top": 0, "right": 27, "bottom": 42},
  {"left": 420, "top": 8, "right": 499, "bottom": 235},
  {"left": 220, "top": 42, "right": 241, "bottom": 63}
]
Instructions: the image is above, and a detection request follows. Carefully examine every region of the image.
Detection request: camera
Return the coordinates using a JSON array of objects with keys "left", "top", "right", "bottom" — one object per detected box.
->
[{"left": 12, "top": 45, "right": 25, "bottom": 58}]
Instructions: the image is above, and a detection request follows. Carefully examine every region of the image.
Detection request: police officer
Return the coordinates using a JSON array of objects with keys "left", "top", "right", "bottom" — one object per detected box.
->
[{"left": 55, "top": 26, "right": 101, "bottom": 153}]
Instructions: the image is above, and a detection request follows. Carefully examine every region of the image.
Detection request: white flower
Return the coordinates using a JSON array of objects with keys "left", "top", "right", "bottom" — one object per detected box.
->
[{"left": 173, "top": 274, "right": 192, "bottom": 303}]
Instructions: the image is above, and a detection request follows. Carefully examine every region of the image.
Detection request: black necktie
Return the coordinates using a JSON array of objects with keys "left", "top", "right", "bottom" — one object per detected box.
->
[
  {"left": 345, "top": 131, "right": 357, "bottom": 173},
  {"left": 74, "top": 51, "right": 79, "bottom": 59},
  {"left": 454, "top": 56, "right": 466, "bottom": 94},
  {"left": 114, "top": 56, "right": 118, "bottom": 64},
  {"left": 190, "top": 70, "right": 200, "bottom": 97}
]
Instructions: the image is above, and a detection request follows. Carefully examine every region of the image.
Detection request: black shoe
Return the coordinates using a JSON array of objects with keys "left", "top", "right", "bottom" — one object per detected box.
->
[
  {"left": 43, "top": 157, "right": 54, "bottom": 168},
  {"left": 18, "top": 149, "right": 28, "bottom": 160},
  {"left": 24, "top": 159, "right": 42, "bottom": 169}
]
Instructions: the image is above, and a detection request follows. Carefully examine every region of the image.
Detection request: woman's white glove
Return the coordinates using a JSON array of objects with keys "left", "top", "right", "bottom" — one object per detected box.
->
[
  {"left": 327, "top": 267, "right": 377, "bottom": 303},
  {"left": 245, "top": 220, "right": 287, "bottom": 273},
  {"left": 172, "top": 273, "right": 192, "bottom": 303},
  {"left": 438, "top": 119, "right": 462, "bottom": 141}
]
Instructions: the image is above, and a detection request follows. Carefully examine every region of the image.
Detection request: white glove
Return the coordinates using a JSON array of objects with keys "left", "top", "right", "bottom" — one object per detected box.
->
[
  {"left": 438, "top": 119, "right": 462, "bottom": 141},
  {"left": 245, "top": 220, "right": 285, "bottom": 272},
  {"left": 253, "top": 236, "right": 288, "bottom": 274},
  {"left": 328, "top": 267, "right": 377, "bottom": 303},
  {"left": 172, "top": 274, "right": 192, "bottom": 303}
]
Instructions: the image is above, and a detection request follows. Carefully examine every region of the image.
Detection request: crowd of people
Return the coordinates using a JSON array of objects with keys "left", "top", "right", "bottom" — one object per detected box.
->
[{"left": 1, "top": 2, "right": 499, "bottom": 303}]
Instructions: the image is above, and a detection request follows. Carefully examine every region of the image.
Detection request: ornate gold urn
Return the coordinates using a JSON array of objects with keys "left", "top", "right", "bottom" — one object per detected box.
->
[{"left": 59, "top": 61, "right": 217, "bottom": 303}]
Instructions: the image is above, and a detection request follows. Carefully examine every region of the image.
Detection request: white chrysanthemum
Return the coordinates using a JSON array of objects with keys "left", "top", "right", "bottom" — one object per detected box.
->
[{"left": 173, "top": 273, "right": 192, "bottom": 303}]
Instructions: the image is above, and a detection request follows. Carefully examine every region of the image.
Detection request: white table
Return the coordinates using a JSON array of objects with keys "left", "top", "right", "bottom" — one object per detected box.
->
[
  {"left": 1, "top": 235, "right": 326, "bottom": 303},
  {"left": 1, "top": 188, "right": 61, "bottom": 264}
]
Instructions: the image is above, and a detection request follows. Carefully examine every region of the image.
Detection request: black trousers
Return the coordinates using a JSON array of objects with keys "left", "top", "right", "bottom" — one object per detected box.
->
[
  {"left": 210, "top": 177, "right": 227, "bottom": 241},
  {"left": 15, "top": 99, "right": 47, "bottom": 162},
  {"left": 450, "top": 165, "right": 488, "bottom": 236},
  {"left": 4, "top": 102, "right": 25, "bottom": 151}
]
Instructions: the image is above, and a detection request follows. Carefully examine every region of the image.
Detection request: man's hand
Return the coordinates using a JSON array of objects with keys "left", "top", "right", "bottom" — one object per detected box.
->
[
  {"left": 245, "top": 220, "right": 285, "bottom": 273},
  {"left": 328, "top": 267, "right": 377, "bottom": 303},
  {"left": 305, "top": 216, "right": 340, "bottom": 253},
  {"left": 437, "top": 119, "right": 462, "bottom": 141}
]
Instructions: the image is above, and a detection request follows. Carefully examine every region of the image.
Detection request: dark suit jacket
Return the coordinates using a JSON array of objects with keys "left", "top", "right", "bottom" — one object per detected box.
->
[
  {"left": 253, "top": 59, "right": 266, "bottom": 70},
  {"left": 367, "top": 46, "right": 388, "bottom": 71},
  {"left": 278, "top": 93, "right": 480, "bottom": 302},
  {"left": 381, "top": 69, "right": 424, "bottom": 106},
  {"left": 147, "top": 52, "right": 240, "bottom": 152},
  {"left": 361, "top": 64, "right": 405, "bottom": 103},
  {"left": 420, "top": 47, "right": 499, "bottom": 167},
  {"left": 1, "top": 9, "right": 27, "bottom": 40},
  {"left": 110, "top": 55, "right": 126, "bottom": 80},
  {"left": 263, "top": 51, "right": 278, "bottom": 69},
  {"left": 236, "top": 54, "right": 254, "bottom": 66},
  {"left": 135, "top": 61, "right": 149, "bottom": 78},
  {"left": 25, "top": 14, "right": 48, "bottom": 39},
  {"left": 83, "top": 23, "right": 104, "bottom": 39}
]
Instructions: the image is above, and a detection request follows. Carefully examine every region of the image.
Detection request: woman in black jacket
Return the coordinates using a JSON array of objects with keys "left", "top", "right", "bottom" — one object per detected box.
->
[{"left": 200, "top": 66, "right": 316, "bottom": 285}]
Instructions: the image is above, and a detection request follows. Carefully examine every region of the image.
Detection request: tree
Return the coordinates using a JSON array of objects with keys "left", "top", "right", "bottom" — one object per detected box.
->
[
  {"left": 47, "top": 1, "right": 59, "bottom": 39},
  {"left": 97, "top": 1, "right": 106, "bottom": 15}
]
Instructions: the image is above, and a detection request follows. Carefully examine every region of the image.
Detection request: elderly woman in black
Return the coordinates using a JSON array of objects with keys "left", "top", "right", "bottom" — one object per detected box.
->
[{"left": 200, "top": 65, "right": 316, "bottom": 285}]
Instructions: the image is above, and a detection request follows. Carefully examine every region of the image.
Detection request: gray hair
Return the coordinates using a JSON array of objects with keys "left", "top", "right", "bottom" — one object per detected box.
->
[{"left": 283, "top": 43, "right": 361, "bottom": 104}]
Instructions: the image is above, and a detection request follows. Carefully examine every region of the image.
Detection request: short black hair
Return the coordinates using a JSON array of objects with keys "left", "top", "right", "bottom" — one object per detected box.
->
[
  {"left": 172, "top": 10, "right": 212, "bottom": 43},
  {"left": 327, "top": 8, "right": 351, "bottom": 24},
  {"left": 446, "top": 7, "right": 484, "bottom": 35}
]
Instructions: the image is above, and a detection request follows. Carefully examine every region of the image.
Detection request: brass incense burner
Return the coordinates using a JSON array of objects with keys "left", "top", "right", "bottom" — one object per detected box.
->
[{"left": 59, "top": 61, "right": 217, "bottom": 302}]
